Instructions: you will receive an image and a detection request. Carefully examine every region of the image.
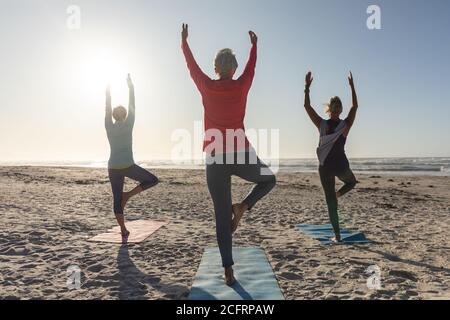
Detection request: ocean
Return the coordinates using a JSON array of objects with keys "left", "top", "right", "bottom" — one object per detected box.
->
[{"left": 1, "top": 158, "right": 449, "bottom": 176}]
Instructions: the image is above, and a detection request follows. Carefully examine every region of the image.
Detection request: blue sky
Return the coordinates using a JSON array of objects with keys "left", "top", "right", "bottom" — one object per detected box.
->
[{"left": 0, "top": 0, "right": 449, "bottom": 161}]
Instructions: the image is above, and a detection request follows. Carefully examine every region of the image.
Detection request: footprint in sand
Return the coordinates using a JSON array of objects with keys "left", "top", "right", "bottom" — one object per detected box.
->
[
  {"left": 384, "top": 277, "right": 407, "bottom": 284},
  {"left": 3, "top": 296, "right": 20, "bottom": 300},
  {"left": 278, "top": 272, "right": 303, "bottom": 281},
  {"left": 3, "top": 247, "right": 30, "bottom": 256},
  {"left": 388, "top": 270, "right": 418, "bottom": 282},
  {"left": 19, "top": 263, "right": 38, "bottom": 269},
  {"left": 87, "top": 264, "right": 104, "bottom": 273},
  {"left": 319, "top": 279, "right": 336, "bottom": 285},
  {"left": 405, "top": 290, "right": 419, "bottom": 297}
]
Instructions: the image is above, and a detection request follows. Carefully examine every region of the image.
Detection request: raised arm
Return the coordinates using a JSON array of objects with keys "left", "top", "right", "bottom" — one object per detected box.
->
[
  {"left": 303, "top": 72, "right": 322, "bottom": 130},
  {"left": 181, "top": 23, "right": 210, "bottom": 91},
  {"left": 344, "top": 72, "right": 358, "bottom": 136},
  {"left": 238, "top": 31, "right": 258, "bottom": 87},
  {"left": 126, "top": 73, "right": 135, "bottom": 126},
  {"left": 105, "top": 85, "right": 113, "bottom": 129}
]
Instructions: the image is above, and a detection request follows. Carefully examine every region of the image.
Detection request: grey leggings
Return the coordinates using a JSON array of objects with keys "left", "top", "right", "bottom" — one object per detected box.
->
[
  {"left": 108, "top": 164, "right": 159, "bottom": 215},
  {"left": 319, "top": 166, "right": 357, "bottom": 237},
  {"left": 206, "top": 152, "right": 276, "bottom": 267}
]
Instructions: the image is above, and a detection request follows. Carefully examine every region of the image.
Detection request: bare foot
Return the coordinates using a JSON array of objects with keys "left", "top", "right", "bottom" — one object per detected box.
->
[
  {"left": 121, "top": 230, "right": 130, "bottom": 244},
  {"left": 232, "top": 203, "right": 247, "bottom": 234},
  {"left": 121, "top": 192, "right": 131, "bottom": 212},
  {"left": 224, "top": 267, "right": 236, "bottom": 286},
  {"left": 331, "top": 235, "right": 342, "bottom": 243}
]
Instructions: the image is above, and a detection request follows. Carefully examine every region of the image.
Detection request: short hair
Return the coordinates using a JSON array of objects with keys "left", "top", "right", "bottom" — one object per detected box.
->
[
  {"left": 214, "top": 48, "right": 238, "bottom": 78},
  {"left": 113, "top": 105, "right": 127, "bottom": 122},
  {"left": 325, "top": 96, "right": 343, "bottom": 116}
]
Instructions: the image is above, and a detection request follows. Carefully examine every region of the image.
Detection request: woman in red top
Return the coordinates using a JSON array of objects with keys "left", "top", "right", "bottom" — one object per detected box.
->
[{"left": 182, "top": 24, "right": 276, "bottom": 285}]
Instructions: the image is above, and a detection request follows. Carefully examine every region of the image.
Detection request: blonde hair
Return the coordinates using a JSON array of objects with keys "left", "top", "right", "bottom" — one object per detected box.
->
[
  {"left": 325, "top": 96, "right": 343, "bottom": 116},
  {"left": 214, "top": 48, "right": 238, "bottom": 78},
  {"left": 113, "top": 105, "right": 127, "bottom": 122}
]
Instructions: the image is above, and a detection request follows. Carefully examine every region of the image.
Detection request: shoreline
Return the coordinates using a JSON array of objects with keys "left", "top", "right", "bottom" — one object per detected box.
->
[{"left": 0, "top": 165, "right": 449, "bottom": 178}]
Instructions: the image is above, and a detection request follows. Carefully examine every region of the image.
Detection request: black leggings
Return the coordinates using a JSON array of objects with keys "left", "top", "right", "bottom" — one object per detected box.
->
[
  {"left": 108, "top": 164, "right": 159, "bottom": 215},
  {"left": 319, "top": 166, "right": 357, "bottom": 237}
]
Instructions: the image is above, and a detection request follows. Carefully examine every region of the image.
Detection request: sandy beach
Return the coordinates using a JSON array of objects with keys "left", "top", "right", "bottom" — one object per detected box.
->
[{"left": 0, "top": 166, "right": 449, "bottom": 300}]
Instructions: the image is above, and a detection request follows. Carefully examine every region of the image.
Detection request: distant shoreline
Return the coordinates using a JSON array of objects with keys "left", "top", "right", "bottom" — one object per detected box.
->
[
  {"left": 0, "top": 164, "right": 449, "bottom": 177},
  {"left": 1, "top": 157, "right": 450, "bottom": 176}
]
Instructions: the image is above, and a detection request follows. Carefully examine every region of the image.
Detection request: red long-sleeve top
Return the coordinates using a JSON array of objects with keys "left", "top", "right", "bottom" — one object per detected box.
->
[{"left": 182, "top": 39, "right": 257, "bottom": 154}]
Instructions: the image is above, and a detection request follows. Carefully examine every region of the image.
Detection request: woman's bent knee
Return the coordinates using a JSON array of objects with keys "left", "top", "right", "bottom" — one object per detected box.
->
[
  {"left": 268, "top": 175, "right": 276, "bottom": 188},
  {"left": 141, "top": 176, "right": 159, "bottom": 190},
  {"left": 346, "top": 180, "right": 357, "bottom": 190}
]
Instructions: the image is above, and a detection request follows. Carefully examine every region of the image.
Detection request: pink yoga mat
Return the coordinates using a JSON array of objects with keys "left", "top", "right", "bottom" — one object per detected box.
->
[{"left": 89, "top": 220, "right": 167, "bottom": 243}]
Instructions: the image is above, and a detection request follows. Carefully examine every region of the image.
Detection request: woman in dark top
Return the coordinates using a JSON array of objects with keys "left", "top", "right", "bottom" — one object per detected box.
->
[{"left": 303, "top": 71, "right": 359, "bottom": 242}]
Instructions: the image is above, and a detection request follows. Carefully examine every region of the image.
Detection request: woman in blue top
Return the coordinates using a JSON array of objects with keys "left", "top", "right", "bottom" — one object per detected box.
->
[
  {"left": 105, "top": 74, "right": 159, "bottom": 243},
  {"left": 303, "top": 71, "right": 359, "bottom": 242}
]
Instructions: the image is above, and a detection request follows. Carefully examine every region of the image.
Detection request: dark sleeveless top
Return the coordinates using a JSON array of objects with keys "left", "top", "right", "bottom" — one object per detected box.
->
[{"left": 321, "top": 119, "right": 350, "bottom": 174}]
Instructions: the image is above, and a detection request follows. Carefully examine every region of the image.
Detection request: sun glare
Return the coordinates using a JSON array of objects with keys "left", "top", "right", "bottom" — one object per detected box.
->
[
  {"left": 83, "top": 50, "right": 126, "bottom": 86},
  {"left": 80, "top": 47, "right": 130, "bottom": 101}
]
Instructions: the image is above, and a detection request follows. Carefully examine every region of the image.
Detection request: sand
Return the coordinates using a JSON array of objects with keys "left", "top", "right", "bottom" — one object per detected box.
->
[{"left": 0, "top": 166, "right": 449, "bottom": 300}]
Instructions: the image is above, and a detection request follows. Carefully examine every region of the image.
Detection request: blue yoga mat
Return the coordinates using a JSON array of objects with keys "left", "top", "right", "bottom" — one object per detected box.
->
[
  {"left": 188, "top": 247, "right": 284, "bottom": 300},
  {"left": 296, "top": 224, "right": 373, "bottom": 245}
]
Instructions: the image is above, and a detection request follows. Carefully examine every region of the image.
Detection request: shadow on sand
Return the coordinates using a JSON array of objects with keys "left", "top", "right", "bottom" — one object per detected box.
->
[
  {"left": 188, "top": 278, "right": 253, "bottom": 300},
  {"left": 117, "top": 245, "right": 189, "bottom": 300},
  {"left": 359, "top": 246, "right": 450, "bottom": 275}
]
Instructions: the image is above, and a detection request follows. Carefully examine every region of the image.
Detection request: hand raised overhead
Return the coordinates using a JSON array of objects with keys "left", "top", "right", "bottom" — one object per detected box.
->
[
  {"left": 305, "top": 71, "right": 313, "bottom": 87},
  {"left": 348, "top": 71, "right": 354, "bottom": 87},
  {"left": 182, "top": 23, "right": 189, "bottom": 41},
  {"left": 127, "top": 73, "right": 133, "bottom": 89},
  {"left": 249, "top": 31, "right": 258, "bottom": 44}
]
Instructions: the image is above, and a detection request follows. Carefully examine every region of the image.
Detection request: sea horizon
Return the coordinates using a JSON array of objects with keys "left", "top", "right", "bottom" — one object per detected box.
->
[{"left": 1, "top": 157, "right": 449, "bottom": 176}]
